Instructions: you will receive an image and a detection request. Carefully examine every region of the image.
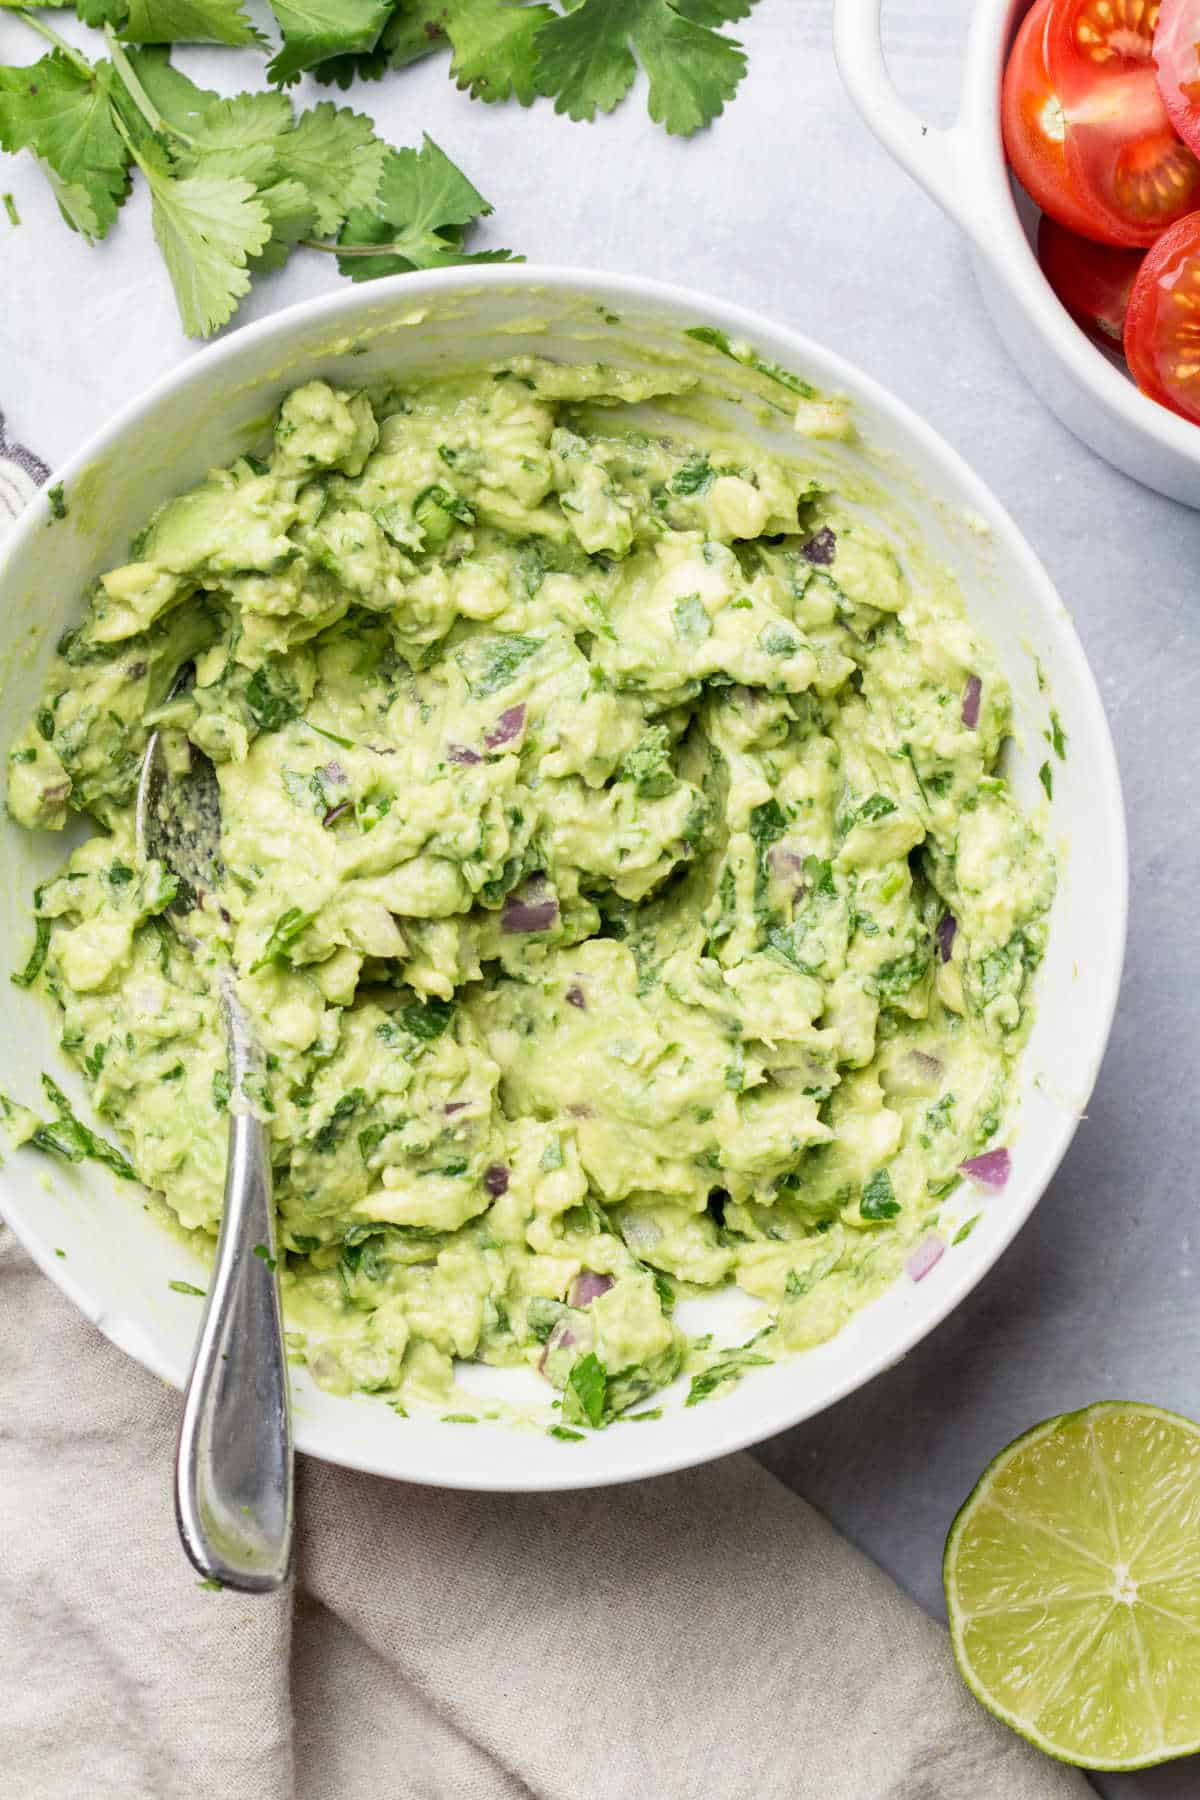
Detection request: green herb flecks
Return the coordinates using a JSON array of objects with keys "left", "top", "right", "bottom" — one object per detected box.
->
[
  {"left": 684, "top": 326, "right": 818, "bottom": 400},
  {"left": 11, "top": 916, "right": 51, "bottom": 990},
  {"left": 564, "top": 1350, "right": 607, "bottom": 1429},
  {"left": 685, "top": 1333, "right": 773, "bottom": 1406},
  {"left": 250, "top": 906, "right": 314, "bottom": 971},
  {"left": 26, "top": 1074, "right": 138, "bottom": 1180},
  {"left": 860, "top": 1168, "right": 899, "bottom": 1221},
  {"left": 1045, "top": 709, "right": 1067, "bottom": 760}
]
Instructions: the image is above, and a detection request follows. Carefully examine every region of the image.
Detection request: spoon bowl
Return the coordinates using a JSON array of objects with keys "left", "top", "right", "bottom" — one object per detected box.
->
[{"left": 136, "top": 721, "right": 294, "bottom": 1592}]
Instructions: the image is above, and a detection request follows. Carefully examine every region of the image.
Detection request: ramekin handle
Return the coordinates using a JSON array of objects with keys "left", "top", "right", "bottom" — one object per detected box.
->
[{"left": 833, "top": 0, "right": 976, "bottom": 228}]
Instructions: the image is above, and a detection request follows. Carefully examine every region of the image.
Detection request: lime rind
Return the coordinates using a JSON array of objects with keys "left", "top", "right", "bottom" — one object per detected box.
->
[{"left": 944, "top": 1401, "right": 1200, "bottom": 1772}]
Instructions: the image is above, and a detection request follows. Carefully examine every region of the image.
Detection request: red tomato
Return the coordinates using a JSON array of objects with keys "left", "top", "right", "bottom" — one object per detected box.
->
[
  {"left": 1124, "top": 208, "right": 1200, "bottom": 418},
  {"left": 1153, "top": 0, "right": 1200, "bottom": 156},
  {"left": 1003, "top": 0, "right": 1103, "bottom": 238},
  {"left": 1037, "top": 214, "right": 1145, "bottom": 343},
  {"left": 1046, "top": 0, "right": 1200, "bottom": 245}
]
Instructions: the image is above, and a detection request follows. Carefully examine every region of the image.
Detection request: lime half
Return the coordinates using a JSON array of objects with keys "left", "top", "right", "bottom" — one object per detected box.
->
[{"left": 944, "top": 1401, "right": 1200, "bottom": 1771}]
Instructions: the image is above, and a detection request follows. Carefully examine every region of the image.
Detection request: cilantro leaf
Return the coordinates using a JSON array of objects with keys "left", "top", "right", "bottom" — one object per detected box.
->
[
  {"left": 35, "top": 1074, "right": 138, "bottom": 1180},
  {"left": 181, "top": 89, "right": 293, "bottom": 178},
  {"left": 535, "top": 0, "right": 753, "bottom": 136},
  {"left": 273, "top": 100, "right": 386, "bottom": 234},
  {"left": 43, "top": 167, "right": 105, "bottom": 236},
  {"left": 115, "top": 0, "right": 261, "bottom": 48},
  {"left": 467, "top": 631, "right": 543, "bottom": 696},
  {"left": 121, "top": 45, "right": 219, "bottom": 132},
  {"left": 251, "top": 905, "right": 314, "bottom": 971},
  {"left": 312, "top": 0, "right": 447, "bottom": 88},
  {"left": 0, "top": 52, "right": 130, "bottom": 239},
  {"left": 11, "top": 917, "right": 52, "bottom": 990},
  {"left": 335, "top": 134, "right": 514, "bottom": 278},
  {"left": 400, "top": 996, "right": 453, "bottom": 1040},
  {"left": 252, "top": 175, "right": 320, "bottom": 268},
  {"left": 534, "top": 0, "right": 633, "bottom": 121},
  {"left": 860, "top": 1168, "right": 899, "bottom": 1221},
  {"left": 445, "top": 0, "right": 555, "bottom": 105},
  {"left": 564, "top": 1351, "right": 607, "bottom": 1429},
  {"left": 142, "top": 152, "right": 271, "bottom": 336},
  {"left": 266, "top": 0, "right": 395, "bottom": 85},
  {"left": 619, "top": 725, "right": 676, "bottom": 798},
  {"left": 685, "top": 1333, "right": 772, "bottom": 1406},
  {"left": 379, "top": 0, "right": 452, "bottom": 65}
]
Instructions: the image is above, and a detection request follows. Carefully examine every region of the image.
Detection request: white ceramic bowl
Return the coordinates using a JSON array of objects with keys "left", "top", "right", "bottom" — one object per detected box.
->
[
  {"left": 834, "top": 0, "right": 1200, "bottom": 508},
  {"left": 0, "top": 268, "right": 1127, "bottom": 1491}
]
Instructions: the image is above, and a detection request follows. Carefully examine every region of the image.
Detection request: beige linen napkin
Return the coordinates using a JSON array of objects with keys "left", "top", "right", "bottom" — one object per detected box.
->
[{"left": 0, "top": 1228, "right": 1092, "bottom": 1800}]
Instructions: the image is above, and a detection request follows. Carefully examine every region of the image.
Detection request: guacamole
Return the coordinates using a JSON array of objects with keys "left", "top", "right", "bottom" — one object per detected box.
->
[{"left": 5, "top": 359, "right": 1054, "bottom": 1428}]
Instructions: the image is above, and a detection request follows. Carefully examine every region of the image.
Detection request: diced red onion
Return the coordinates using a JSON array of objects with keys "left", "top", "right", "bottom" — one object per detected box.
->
[
  {"left": 909, "top": 1050, "right": 943, "bottom": 1080},
  {"left": 961, "top": 675, "right": 982, "bottom": 729},
  {"left": 501, "top": 881, "right": 559, "bottom": 932},
  {"left": 443, "top": 1101, "right": 469, "bottom": 1116},
  {"left": 801, "top": 526, "right": 837, "bottom": 565},
  {"left": 538, "top": 1315, "right": 576, "bottom": 1373},
  {"left": 449, "top": 743, "right": 482, "bottom": 765},
  {"left": 906, "top": 1234, "right": 946, "bottom": 1282},
  {"left": 569, "top": 1271, "right": 613, "bottom": 1308},
  {"left": 768, "top": 844, "right": 807, "bottom": 880},
  {"left": 484, "top": 704, "right": 526, "bottom": 750},
  {"left": 937, "top": 913, "right": 957, "bottom": 963},
  {"left": 484, "top": 1162, "right": 509, "bottom": 1196},
  {"left": 322, "top": 800, "right": 353, "bottom": 829},
  {"left": 960, "top": 1148, "right": 1011, "bottom": 1189},
  {"left": 566, "top": 984, "right": 586, "bottom": 1009},
  {"left": 323, "top": 760, "right": 347, "bottom": 785}
]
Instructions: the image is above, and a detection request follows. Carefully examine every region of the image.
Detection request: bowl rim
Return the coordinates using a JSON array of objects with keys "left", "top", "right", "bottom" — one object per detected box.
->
[
  {"left": 963, "top": 0, "right": 1200, "bottom": 467},
  {"left": 0, "top": 264, "right": 1130, "bottom": 1490}
]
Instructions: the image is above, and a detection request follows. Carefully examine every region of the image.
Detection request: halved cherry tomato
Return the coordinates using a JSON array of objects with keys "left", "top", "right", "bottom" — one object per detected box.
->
[
  {"left": 1037, "top": 213, "right": 1146, "bottom": 342},
  {"left": 1153, "top": 0, "right": 1200, "bottom": 156},
  {"left": 1046, "top": 0, "right": 1200, "bottom": 245},
  {"left": 1003, "top": 0, "right": 1103, "bottom": 238},
  {"left": 1124, "top": 209, "right": 1200, "bottom": 418}
]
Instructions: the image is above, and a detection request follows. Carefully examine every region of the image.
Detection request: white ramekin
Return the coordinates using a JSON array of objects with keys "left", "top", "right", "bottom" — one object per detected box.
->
[
  {"left": 0, "top": 267, "right": 1126, "bottom": 1492},
  {"left": 835, "top": 0, "right": 1200, "bottom": 507}
]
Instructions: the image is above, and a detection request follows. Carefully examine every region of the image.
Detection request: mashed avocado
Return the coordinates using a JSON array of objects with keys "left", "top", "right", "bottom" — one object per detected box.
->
[{"left": 6, "top": 358, "right": 1054, "bottom": 1427}]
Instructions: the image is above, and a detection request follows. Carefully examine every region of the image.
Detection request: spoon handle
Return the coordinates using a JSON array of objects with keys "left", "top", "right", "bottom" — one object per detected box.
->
[{"left": 175, "top": 977, "right": 293, "bottom": 1593}]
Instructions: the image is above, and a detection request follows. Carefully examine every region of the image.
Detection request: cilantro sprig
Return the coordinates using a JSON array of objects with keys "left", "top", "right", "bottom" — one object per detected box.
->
[
  {"left": 0, "top": 0, "right": 760, "bottom": 336},
  {"left": 0, "top": 10, "right": 513, "bottom": 335},
  {"left": 305, "top": 0, "right": 758, "bottom": 132}
]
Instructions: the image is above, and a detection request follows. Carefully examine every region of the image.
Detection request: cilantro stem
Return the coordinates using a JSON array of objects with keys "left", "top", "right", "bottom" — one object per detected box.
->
[
  {"left": 110, "top": 104, "right": 163, "bottom": 192},
  {"left": 299, "top": 239, "right": 369, "bottom": 256},
  {"left": 301, "top": 239, "right": 418, "bottom": 258},
  {"left": 14, "top": 9, "right": 93, "bottom": 79},
  {"left": 103, "top": 24, "right": 196, "bottom": 147}
]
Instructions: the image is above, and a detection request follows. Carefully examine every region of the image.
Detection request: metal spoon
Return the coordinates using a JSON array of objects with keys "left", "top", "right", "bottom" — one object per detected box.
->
[{"left": 136, "top": 708, "right": 293, "bottom": 1593}]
